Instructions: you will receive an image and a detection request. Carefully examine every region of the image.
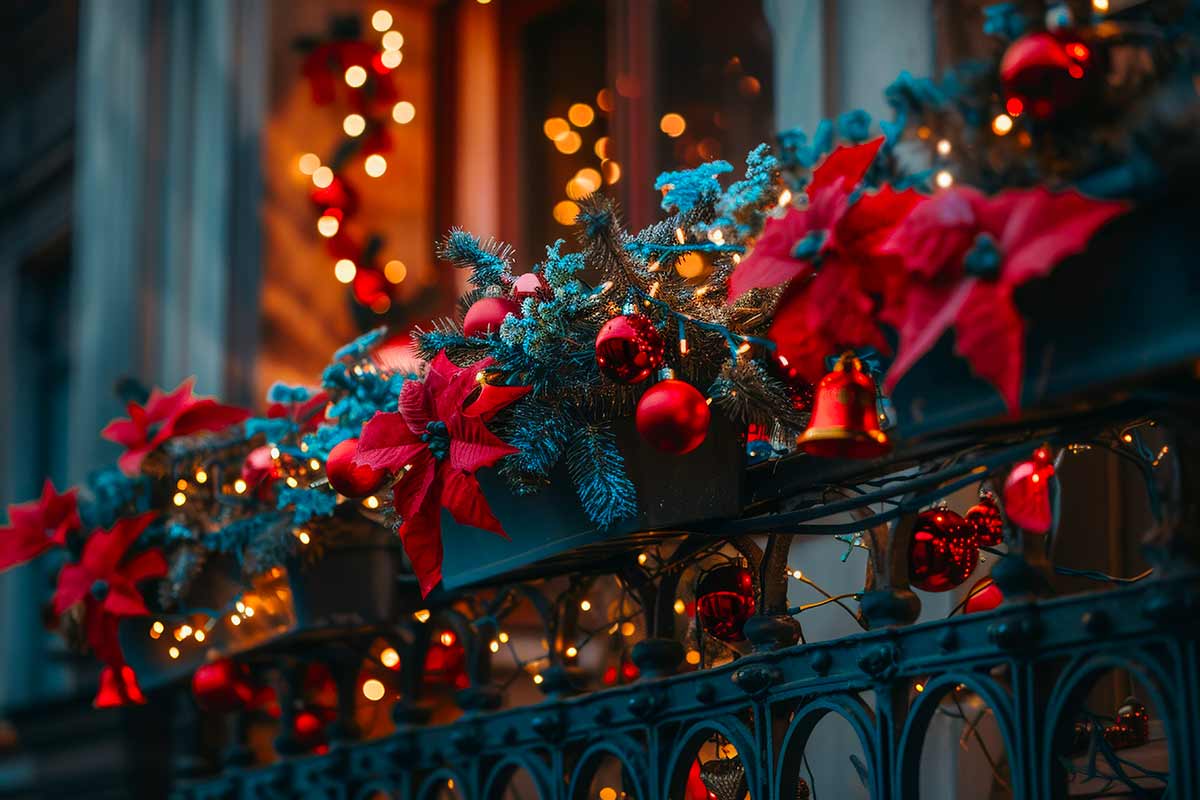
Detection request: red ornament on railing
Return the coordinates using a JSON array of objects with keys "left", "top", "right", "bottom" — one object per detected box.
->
[
  {"left": 798, "top": 353, "right": 890, "bottom": 459},
  {"left": 1003, "top": 447, "right": 1054, "bottom": 534},
  {"left": 909, "top": 509, "right": 978, "bottom": 592}
]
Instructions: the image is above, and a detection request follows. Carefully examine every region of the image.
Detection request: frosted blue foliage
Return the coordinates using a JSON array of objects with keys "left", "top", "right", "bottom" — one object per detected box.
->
[
  {"left": 655, "top": 160, "right": 734, "bottom": 213},
  {"left": 439, "top": 228, "right": 512, "bottom": 288},
  {"left": 167, "top": 523, "right": 195, "bottom": 542},
  {"left": 837, "top": 110, "right": 873, "bottom": 143},
  {"left": 983, "top": 2, "right": 1027, "bottom": 40},
  {"left": 565, "top": 424, "right": 637, "bottom": 527},
  {"left": 334, "top": 327, "right": 386, "bottom": 361},
  {"left": 539, "top": 240, "right": 586, "bottom": 288},
  {"left": 575, "top": 207, "right": 612, "bottom": 238},
  {"left": 777, "top": 119, "right": 835, "bottom": 171},
  {"left": 245, "top": 417, "right": 295, "bottom": 443},
  {"left": 267, "top": 382, "right": 313, "bottom": 404},
  {"left": 302, "top": 426, "right": 356, "bottom": 460},
  {"left": 885, "top": 71, "right": 946, "bottom": 118},
  {"left": 277, "top": 486, "right": 338, "bottom": 525},
  {"left": 709, "top": 144, "right": 780, "bottom": 238}
]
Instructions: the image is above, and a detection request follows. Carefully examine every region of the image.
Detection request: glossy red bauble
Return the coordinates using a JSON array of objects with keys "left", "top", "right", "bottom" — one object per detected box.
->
[
  {"left": 965, "top": 492, "right": 1005, "bottom": 548},
  {"left": 511, "top": 272, "right": 551, "bottom": 302},
  {"left": 908, "top": 508, "right": 979, "bottom": 593},
  {"left": 1000, "top": 32, "right": 1092, "bottom": 119},
  {"left": 636, "top": 379, "right": 710, "bottom": 455},
  {"left": 242, "top": 445, "right": 280, "bottom": 488},
  {"left": 326, "top": 438, "right": 388, "bottom": 498},
  {"left": 192, "top": 658, "right": 256, "bottom": 712},
  {"left": 352, "top": 267, "right": 389, "bottom": 307},
  {"left": 963, "top": 577, "right": 1003, "bottom": 614},
  {"left": 595, "top": 314, "right": 665, "bottom": 385},
  {"left": 463, "top": 296, "right": 521, "bottom": 338},
  {"left": 798, "top": 354, "right": 890, "bottom": 459},
  {"left": 1003, "top": 459, "right": 1054, "bottom": 534},
  {"left": 696, "top": 564, "right": 756, "bottom": 642}
]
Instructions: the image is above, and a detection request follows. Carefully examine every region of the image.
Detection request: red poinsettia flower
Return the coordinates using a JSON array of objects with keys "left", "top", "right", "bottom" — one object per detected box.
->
[
  {"left": 267, "top": 390, "right": 330, "bottom": 435},
  {"left": 728, "top": 138, "right": 920, "bottom": 382},
  {"left": 355, "top": 352, "right": 529, "bottom": 596},
  {"left": 880, "top": 186, "right": 1127, "bottom": 411},
  {"left": 102, "top": 378, "right": 250, "bottom": 475},
  {"left": 0, "top": 479, "right": 80, "bottom": 571}
]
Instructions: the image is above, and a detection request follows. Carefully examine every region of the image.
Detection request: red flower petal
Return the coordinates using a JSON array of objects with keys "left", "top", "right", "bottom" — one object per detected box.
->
[
  {"left": 81, "top": 512, "right": 158, "bottom": 579},
  {"left": 463, "top": 383, "right": 531, "bottom": 422},
  {"left": 173, "top": 399, "right": 251, "bottom": 437},
  {"left": 446, "top": 415, "right": 519, "bottom": 473},
  {"left": 397, "top": 379, "right": 434, "bottom": 435},
  {"left": 394, "top": 466, "right": 444, "bottom": 597},
  {"left": 727, "top": 208, "right": 818, "bottom": 299},
  {"left": 391, "top": 451, "right": 438, "bottom": 523},
  {"left": 357, "top": 410, "right": 428, "bottom": 471},
  {"left": 440, "top": 470, "right": 506, "bottom": 537},
  {"left": 880, "top": 188, "right": 981, "bottom": 280},
  {"left": 807, "top": 137, "right": 884, "bottom": 198},
  {"left": 883, "top": 280, "right": 975, "bottom": 395},
  {"left": 103, "top": 579, "right": 151, "bottom": 618},
  {"left": 952, "top": 282, "right": 1026, "bottom": 413},
  {"left": 54, "top": 563, "right": 93, "bottom": 614},
  {"left": 120, "top": 549, "right": 169, "bottom": 585}
]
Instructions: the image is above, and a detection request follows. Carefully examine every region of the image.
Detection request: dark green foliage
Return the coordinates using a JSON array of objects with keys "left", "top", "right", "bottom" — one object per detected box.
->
[{"left": 564, "top": 423, "right": 637, "bottom": 528}]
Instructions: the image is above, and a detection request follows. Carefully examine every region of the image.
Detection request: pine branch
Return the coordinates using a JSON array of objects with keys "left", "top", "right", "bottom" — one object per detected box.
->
[
  {"left": 438, "top": 228, "right": 513, "bottom": 289},
  {"left": 565, "top": 423, "right": 637, "bottom": 527}
]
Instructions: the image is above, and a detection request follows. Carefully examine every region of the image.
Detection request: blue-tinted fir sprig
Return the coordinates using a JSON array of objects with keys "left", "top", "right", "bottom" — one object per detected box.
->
[{"left": 438, "top": 228, "right": 514, "bottom": 289}]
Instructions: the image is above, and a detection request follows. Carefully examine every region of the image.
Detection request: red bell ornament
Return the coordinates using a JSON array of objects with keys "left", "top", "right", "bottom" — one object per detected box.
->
[
  {"left": 1000, "top": 32, "right": 1092, "bottom": 119},
  {"left": 1003, "top": 458, "right": 1054, "bottom": 534},
  {"left": 463, "top": 296, "right": 521, "bottom": 338},
  {"left": 798, "top": 353, "right": 890, "bottom": 458},
  {"left": 636, "top": 378, "right": 710, "bottom": 454},
  {"left": 94, "top": 665, "right": 147, "bottom": 708},
  {"left": 965, "top": 492, "right": 1005, "bottom": 548},
  {"left": 696, "top": 563, "right": 756, "bottom": 642},
  {"left": 192, "top": 658, "right": 256, "bottom": 712},
  {"left": 326, "top": 437, "right": 387, "bottom": 498},
  {"left": 909, "top": 509, "right": 979, "bottom": 592},
  {"left": 511, "top": 271, "right": 551, "bottom": 302},
  {"left": 595, "top": 314, "right": 665, "bottom": 385},
  {"left": 963, "top": 577, "right": 1004, "bottom": 614}
]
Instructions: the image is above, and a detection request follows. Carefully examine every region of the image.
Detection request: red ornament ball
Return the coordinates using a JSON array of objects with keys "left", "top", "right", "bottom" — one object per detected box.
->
[
  {"left": 242, "top": 445, "right": 280, "bottom": 488},
  {"left": 696, "top": 564, "right": 756, "bottom": 642},
  {"left": 463, "top": 296, "right": 521, "bottom": 338},
  {"left": 1000, "top": 32, "right": 1092, "bottom": 119},
  {"left": 963, "top": 577, "right": 1004, "bottom": 614},
  {"left": 326, "top": 438, "right": 387, "bottom": 498},
  {"left": 1003, "top": 459, "right": 1054, "bottom": 534},
  {"left": 909, "top": 508, "right": 979, "bottom": 592},
  {"left": 768, "top": 350, "right": 816, "bottom": 413},
  {"left": 595, "top": 314, "right": 665, "bottom": 384},
  {"left": 511, "top": 271, "right": 551, "bottom": 302},
  {"left": 352, "top": 267, "right": 389, "bottom": 307},
  {"left": 636, "top": 379, "right": 710, "bottom": 454},
  {"left": 192, "top": 658, "right": 255, "bottom": 712},
  {"left": 965, "top": 492, "right": 1005, "bottom": 548}
]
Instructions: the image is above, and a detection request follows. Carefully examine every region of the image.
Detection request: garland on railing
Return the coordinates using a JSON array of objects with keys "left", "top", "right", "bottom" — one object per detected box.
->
[{"left": 0, "top": 0, "right": 1193, "bottom": 705}]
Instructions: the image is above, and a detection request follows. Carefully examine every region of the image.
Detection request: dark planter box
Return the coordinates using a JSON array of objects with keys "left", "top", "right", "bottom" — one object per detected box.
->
[
  {"left": 439, "top": 412, "right": 745, "bottom": 589},
  {"left": 890, "top": 200, "right": 1200, "bottom": 439},
  {"left": 287, "top": 538, "right": 414, "bottom": 629}
]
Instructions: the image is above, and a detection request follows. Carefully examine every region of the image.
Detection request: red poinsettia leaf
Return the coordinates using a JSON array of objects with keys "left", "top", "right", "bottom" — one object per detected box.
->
[
  {"left": 952, "top": 282, "right": 1026, "bottom": 413},
  {"left": 173, "top": 399, "right": 251, "bottom": 437},
  {"left": 100, "top": 417, "right": 146, "bottom": 451},
  {"left": 397, "top": 380, "right": 434, "bottom": 436},
  {"left": 463, "top": 383, "right": 531, "bottom": 422},
  {"left": 727, "top": 208, "right": 817, "bottom": 299},
  {"left": 39, "top": 479, "right": 81, "bottom": 544},
  {"left": 767, "top": 294, "right": 835, "bottom": 385},
  {"left": 423, "top": 350, "right": 461, "bottom": 399},
  {"left": 143, "top": 379, "right": 196, "bottom": 426},
  {"left": 294, "top": 391, "right": 330, "bottom": 432},
  {"left": 0, "top": 530, "right": 56, "bottom": 572},
  {"left": 446, "top": 415, "right": 519, "bottom": 473},
  {"left": 440, "top": 469, "right": 507, "bottom": 537},
  {"left": 433, "top": 356, "right": 496, "bottom": 424},
  {"left": 879, "top": 188, "right": 982, "bottom": 281},
  {"left": 103, "top": 579, "right": 151, "bottom": 618},
  {"left": 396, "top": 471, "right": 445, "bottom": 597},
  {"left": 119, "top": 548, "right": 168, "bottom": 585},
  {"left": 356, "top": 410, "right": 427, "bottom": 471},
  {"left": 984, "top": 188, "right": 1128, "bottom": 288},
  {"left": 54, "top": 563, "right": 93, "bottom": 614},
  {"left": 883, "top": 280, "right": 975, "bottom": 395},
  {"left": 807, "top": 137, "right": 885, "bottom": 198},
  {"left": 84, "top": 602, "right": 126, "bottom": 668},
  {"left": 81, "top": 512, "right": 158, "bottom": 579},
  {"left": 391, "top": 451, "right": 439, "bottom": 523},
  {"left": 800, "top": 259, "right": 891, "bottom": 353},
  {"left": 838, "top": 185, "right": 923, "bottom": 256}
]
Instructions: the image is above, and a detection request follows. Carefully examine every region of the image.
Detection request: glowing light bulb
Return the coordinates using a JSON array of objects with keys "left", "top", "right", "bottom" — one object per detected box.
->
[
  {"left": 1093, "top": 0, "right": 1108, "bottom": 11},
  {"left": 380, "top": 648, "right": 400, "bottom": 668},
  {"left": 579, "top": 599, "right": 592, "bottom": 612},
  {"left": 915, "top": 682, "right": 925, "bottom": 693},
  {"left": 542, "top": 117, "right": 569, "bottom": 141},
  {"left": 362, "top": 678, "right": 386, "bottom": 701},
  {"left": 440, "top": 631, "right": 455, "bottom": 647},
  {"left": 230, "top": 614, "right": 241, "bottom": 626},
  {"left": 498, "top": 631, "right": 509, "bottom": 643},
  {"left": 243, "top": 606, "right": 254, "bottom": 618},
  {"left": 637, "top": 552, "right": 648, "bottom": 565},
  {"left": 364, "top": 154, "right": 387, "bottom": 177},
  {"left": 344, "top": 65, "right": 368, "bottom": 88},
  {"left": 371, "top": 10, "right": 393, "bottom": 31},
  {"left": 568, "top": 102, "right": 594, "bottom": 127},
  {"left": 674, "top": 599, "right": 686, "bottom": 614},
  {"left": 620, "top": 622, "right": 636, "bottom": 636},
  {"left": 552, "top": 200, "right": 580, "bottom": 226},
  {"left": 309, "top": 458, "right": 321, "bottom": 471},
  {"left": 381, "top": 50, "right": 402, "bottom": 69},
  {"left": 936, "top": 138, "right": 952, "bottom": 156},
  {"left": 176, "top": 625, "right": 192, "bottom": 640},
  {"left": 792, "top": 569, "right": 803, "bottom": 579},
  {"left": 382, "top": 30, "right": 404, "bottom": 51},
  {"left": 173, "top": 491, "right": 186, "bottom": 507},
  {"left": 392, "top": 101, "right": 415, "bottom": 124},
  {"left": 343, "top": 114, "right": 366, "bottom": 137},
  {"left": 599, "top": 789, "right": 617, "bottom": 800},
  {"left": 659, "top": 113, "right": 686, "bottom": 137},
  {"left": 169, "top": 646, "right": 180, "bottom": 659},
  {"left": 992, "top": 114, "right": 1014, "bottom": 136},
  {"left": 285, "top": 476, "right": 299, "bottom": 488},
  {"left": 194, "top": 469, "right": 207, "bottom": 484},
  {"left": 364, "top": 496, "right": 380, "bottom": 509},
  {"left": 489, "top": 640, "right": 500, "bottom": 653},
  {"left": 686, "top": 650, "right": 701, "bottom": 665},
  {"left": 554, "top": 131, "right": 582, "bottom": 154},
  {"left": 384, "top": 260, "right": 407, "bottom": 283},
  {"left": 317, "top": 214, "right": 340, "bottom": 237},
  {"left": 233, "top": 478, "right": 247, "bottom": 494},
  {"left": 151, "top": 620, "right": 164, "bottom": 638},
  {"left": 193, "top": 629, "right": 206, "bottom": 643},
  {"left": 334, "top": 259, "right": 357, "bottom": 284},
  {"left": 312, "top": 166, "right": 334, "bottom": 189},
  {"left": 297, "top": 530, "right": 311, "bottom": 545},
  {"left": 414, "top": 609, "right": 431, "bottom": 623},
  {"left": 298, "top": 153, "right": 321, "bottom": 175},
  {"left": 565, "top": 646, "right": 578, "bottom": 658},
  {"left": 935, "top": 170, "right": 954, "bottom": 189},
  {"left": 778, "top": 188, "right": 792, "bottom": 207},
  {"left": 532, "top": 673, "right": 544, "bottom": 685}
]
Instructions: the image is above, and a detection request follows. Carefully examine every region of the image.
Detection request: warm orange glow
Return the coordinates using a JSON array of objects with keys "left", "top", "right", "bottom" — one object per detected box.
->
[
  {"left": 659, "top": 113, "right": 686, "bottom": 137},
  {"left": 370, "top": 296, "right": 392, "bottom": 315},
  {"left": 312, "top": 166, "right": 334, "bottom": 188},
  {"left": 935, "top": 170, "right": 954, "bottom": 189},
  {"left": 620, "top": 621, "right": 635, "bottom": 636},
  {"left": 380, "top": 648, "right": 400, "bottom": 668},
  {"left": 297, "top": 153, "right": 321, "bottom": 175},
  {"left": 233, "top": 478, "right": 247, "bottom": 494},
  {"left": 601, "top": 159, "right": 621, "bottom": 184},
  {"left": 382, "top": 30, "right": 404, "bottom": 51},
  {"left": 575, "top": 167, "right": 601, "bottom": 192},
  {"left": 392, "top": 101, "right": 415, "bottom": 124},
  {"left": 334, "top": 259, "right": 357, "bottom": 283},
  {"left": 686, "top": 649, "right": 701, "bottom": 665},
  {"left": 364, "top": 154, "right": 387, "bottom": 177},
  {"left": 568, "top": 103, "right": 594, "bottom": 127},
  {"left": 675, "top": 252, "right": 706, "bottom": 278},
  {"left": 992, "top": 114, "right": 1014, "bottom": 135},
  {"left": 384, "top": 260, "right": 407, "bottom": 283},
  {"left": 440, "top": 631, "right": 456, "bottom": 647},
  {"left": 738, "top": 75, "right": 761, "bottom": 96},
  {"left": 362, "top": 679, "right": 386, "bottom": 701},
  {"left": 565, "top": 178, "right": 592, "bottom": 200},
  {"left": 371, "top": 10, "right": 393, "bottom": 31},
  {"left": 552, "top": 200, "right": 580, "bottom": 225},
  {"left": 554, "top": 131, "right": 582, "bottom": 154},
  {"left": 542, "top": 117, "right": 569, "bottom": 141},
  {"left": 169, "top": 646, "right": 180, "bottom": 659},
  {"left": 380, "top": 50, "right": 402, "bottom": 69},
  {"left": 596, "top": 88, "right": 614, "bottom": 111},
  {"left": 1066, "top": 42, "right": 1089, "bottom": 60},
  {"left": 594, "top": 136, "right": 610, "bottom": 159},
  {"left": 344, "top": 65, "right": 368, "bottom": 88},
  {"left": 317, "top": 214, "right": 340, "bottom": 237}
]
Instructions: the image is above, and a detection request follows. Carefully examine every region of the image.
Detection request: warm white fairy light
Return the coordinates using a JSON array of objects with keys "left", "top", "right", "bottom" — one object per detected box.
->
[{"left": 344, "top": 65, "right": 367, "bottom": 88}]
